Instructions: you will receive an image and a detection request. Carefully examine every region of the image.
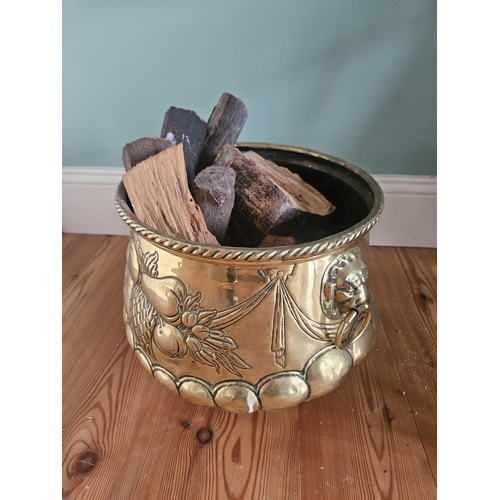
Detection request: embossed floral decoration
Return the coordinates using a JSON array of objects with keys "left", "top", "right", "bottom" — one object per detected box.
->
[{"left": 153, "top": 291, "right": 252, "bottom": 377}]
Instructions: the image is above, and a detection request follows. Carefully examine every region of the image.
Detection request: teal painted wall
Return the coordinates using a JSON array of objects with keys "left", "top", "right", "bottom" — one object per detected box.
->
[{"left": 62, "top": 0, "right": 436, "bottom": 175}]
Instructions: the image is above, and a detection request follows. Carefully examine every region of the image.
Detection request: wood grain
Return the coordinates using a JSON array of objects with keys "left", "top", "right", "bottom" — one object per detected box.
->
[
  {"left": 132, "top": 406, "right": 301, "bottom": 499},
  {"left": 297, "top": 322, "right": 436, "bottom": 499},
  {"left": 369, "top": 247, "right": 437, "bottom": 369},
  {"left": 62, "top": 235, "right": 128, "bottom": 384},
  {"left": 122, "top": 144, "right": 219, "bottom": 245},
  {"left": 62, "top": 235, "right": 436, "bottom": 499}
]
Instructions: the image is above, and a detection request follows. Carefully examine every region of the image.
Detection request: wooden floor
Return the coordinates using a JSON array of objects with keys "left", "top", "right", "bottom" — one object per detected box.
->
[{"left": 62, "top": 234, "right": 437, "bottom": 500}]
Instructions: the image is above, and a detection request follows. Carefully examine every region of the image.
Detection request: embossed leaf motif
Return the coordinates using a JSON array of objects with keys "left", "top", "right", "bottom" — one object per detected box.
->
[
  {"left": 173, "top": 292, "right": 252, "bottom": 378},
  {"left": 130, "top": 283, "right": 157, "bottom": 359},
  {"left": 128, "top": 243, "right": 176, "bottom": 361}
]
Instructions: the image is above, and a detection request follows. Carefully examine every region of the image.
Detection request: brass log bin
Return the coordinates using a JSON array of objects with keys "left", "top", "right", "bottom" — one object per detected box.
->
[{"left": 115, "top": 143, "right": 384, "bottom": 413}]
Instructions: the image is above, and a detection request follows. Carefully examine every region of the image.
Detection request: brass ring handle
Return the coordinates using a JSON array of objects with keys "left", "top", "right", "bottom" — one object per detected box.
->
[{"left": 335, "top": 307, "right": 372, "bottom": 350}]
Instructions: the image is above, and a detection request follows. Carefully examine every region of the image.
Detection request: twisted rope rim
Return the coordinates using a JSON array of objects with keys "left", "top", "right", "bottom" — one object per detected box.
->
[{"left": 115, "top": 143, "right": 385, "bottom": 263}]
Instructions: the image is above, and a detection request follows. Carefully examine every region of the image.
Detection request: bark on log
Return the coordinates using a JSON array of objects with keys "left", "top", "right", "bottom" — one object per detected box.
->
[
  {"left": 192, "top": 166, "right": 236, "bottom": 243},
  {"left": 214, "top": 145, "right": 335, "bottom": 246},
  {"left": 243, "top": 150, "right": 335, "bottom": 216},
  {"left": 200, "top": 93, "right": 248, "bottom": 170},
  {"left": 122, "top": 137, "right": 173, "bottom": 172},
  {"left": 160, "top": 107, "right": 208, "bottom": 189}
]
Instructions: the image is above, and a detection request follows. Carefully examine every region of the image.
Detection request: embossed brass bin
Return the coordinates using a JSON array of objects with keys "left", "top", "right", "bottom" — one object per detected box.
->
[{"left": 115, "top": 143, "right": 384, "bottom": 412}]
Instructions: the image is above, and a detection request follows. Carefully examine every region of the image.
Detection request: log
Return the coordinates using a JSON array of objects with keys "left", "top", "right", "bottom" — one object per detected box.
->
[
  {"left": 122, "top": 143, "right": 219, "bottom": 246},
  {"left": 160, "top": 107, "right": 208, "bottom": 189},
  {"left": 122, "top": 136, "right": 173, "bottom": 172},
  {"left": 200, "top": 93, "right": 248, "bottom": 170},
  {"left": 243, "top": 150, "right": 335, "bottom": 216},
  {"left": 214, "top": 145, "right": 335, "bottom": 246},
  {"left": 192, "top": 166, "right": 236, "bottom": 243}
]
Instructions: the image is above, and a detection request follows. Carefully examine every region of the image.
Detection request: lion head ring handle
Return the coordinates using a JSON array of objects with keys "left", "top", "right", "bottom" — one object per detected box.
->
[
  {"left": 334, "top": 306, "right": 372, "bottom": 350},
  {"left": 321, "top": 247, "right": 373, "bottom": 350}
]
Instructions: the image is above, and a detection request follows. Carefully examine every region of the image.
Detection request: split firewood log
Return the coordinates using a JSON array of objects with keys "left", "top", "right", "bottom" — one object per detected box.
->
[
  {"left": 122, "top": 143, "right": 219, "bottom": 246},
  {"left": 214, "top": 145, "right": 335, "bottom": 246}
]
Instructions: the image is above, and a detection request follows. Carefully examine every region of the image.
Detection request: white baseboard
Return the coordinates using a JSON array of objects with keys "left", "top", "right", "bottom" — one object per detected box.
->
[{"left": 62, "top": 167, "right": 436, "bottom": 248}]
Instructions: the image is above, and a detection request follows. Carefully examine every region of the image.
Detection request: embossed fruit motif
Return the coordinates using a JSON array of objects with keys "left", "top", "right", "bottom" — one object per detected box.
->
[
  {"left": 128, "top": 238, "right": 251, "bottom": 377},
  {"left": 154, "top": 291, "right": 251, "bottom": 377},
  {"left": 141, "top": 274, "right": 187, "bottom": 318},
  {"left": 152, "top": 321, "right": 188, "bottom": 358}
]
